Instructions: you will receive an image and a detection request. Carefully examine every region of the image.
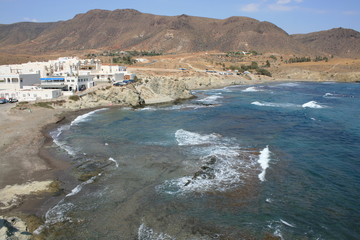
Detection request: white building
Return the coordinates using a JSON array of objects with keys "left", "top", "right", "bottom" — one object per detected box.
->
[
  {"left": 0, "top": 89, "right": 61, "bottom": 102},
  {"left": 40, "top": 75, "right": 95, "bottom": 92},
  {"left": 0, "top": 73, "right": 40, "bottom": 90}
]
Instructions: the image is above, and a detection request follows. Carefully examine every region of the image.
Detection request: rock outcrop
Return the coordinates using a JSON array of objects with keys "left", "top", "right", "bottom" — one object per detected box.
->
[
  {"left": 0, "top": 216, "right": 31, "bottom": 240},
  {"left": 62, "top": 76, "right": 194, "bottom": 109}
]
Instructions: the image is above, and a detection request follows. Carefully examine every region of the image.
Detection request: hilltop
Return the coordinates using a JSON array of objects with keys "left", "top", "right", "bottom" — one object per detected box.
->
[{"left": 0, "top": 9, "right": 360, "bottom": 62}]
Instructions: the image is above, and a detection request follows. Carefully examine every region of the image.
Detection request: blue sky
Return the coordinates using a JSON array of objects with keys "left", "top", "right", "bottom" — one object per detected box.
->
[{"left": 0, "top": 0, "right": 359, "bottom": 34}]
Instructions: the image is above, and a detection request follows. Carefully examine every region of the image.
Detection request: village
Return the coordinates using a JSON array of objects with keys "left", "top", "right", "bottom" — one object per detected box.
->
[{"left": 0, "top": 57, "right": 136, "bottom": 103}]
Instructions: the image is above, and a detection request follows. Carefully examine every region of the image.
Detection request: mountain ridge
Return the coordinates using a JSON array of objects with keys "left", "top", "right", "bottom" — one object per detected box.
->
[{"left": 0, "top": 9, "right": 359, "bottom": 58}]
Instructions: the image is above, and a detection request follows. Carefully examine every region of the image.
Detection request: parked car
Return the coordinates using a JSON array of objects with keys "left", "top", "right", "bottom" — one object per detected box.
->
[
  {"left": 0, "top": 98, "right": 8, "bottom": 104},
  {"left": 8, "top": 98, "right": 18, "bottom": 103},
  {"left": 113, "top": 82, "right": 126, "bottom": 86}
]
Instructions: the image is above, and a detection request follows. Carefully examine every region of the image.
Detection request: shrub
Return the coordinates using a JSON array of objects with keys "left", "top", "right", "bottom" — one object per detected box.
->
[
  {"left": 257, "top": 68, "right": 272, "bottom": 77},
  {"left": 34, "top": 102, "right": 53, "bottom": 109},
  {"left": 69, "top": 95, "right": 80, "bottom": 101}
]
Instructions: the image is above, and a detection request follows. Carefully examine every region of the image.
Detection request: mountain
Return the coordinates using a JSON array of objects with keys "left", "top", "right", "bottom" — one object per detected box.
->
[
  {"left": 292, "top": 28, "right": 360, "bottom": 58},
  {"left": 0, "top": 9, "right": 359, "bottom": 58}
]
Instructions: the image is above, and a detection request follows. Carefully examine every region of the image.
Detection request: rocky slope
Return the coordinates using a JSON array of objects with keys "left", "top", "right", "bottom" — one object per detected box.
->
[
  {"left": 2, "top": 9, "right": 357, "bottom": 57},
  {"left": 62, "top": 76, "right": 194, "bottom": 109},
  {"left": 292, "top": 28, "right": 360, "bottom": 58}
]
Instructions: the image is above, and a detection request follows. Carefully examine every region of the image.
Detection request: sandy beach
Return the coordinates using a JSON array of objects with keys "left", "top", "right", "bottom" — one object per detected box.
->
[{"left": 0, "top": 104, "right": 72, "bottom": 211}]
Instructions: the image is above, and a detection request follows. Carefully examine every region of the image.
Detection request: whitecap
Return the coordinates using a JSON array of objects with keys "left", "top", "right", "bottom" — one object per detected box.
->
[
  {"left": 280, "top": 219, "right": 296, "bottom": 228},
  {"left": 196, "top": 95, "right": 223, "bottom": 104},
  {"left": 175, "top": 129, "right": 221, "bottom": 146},
  {"left": 66, "top": 174, "right": 99, "bottom": 197},
  {"left": 302, "top": 101, "right": 324, "bottom": 109},
  {"left": 276, "top": 82, "right": 300, "bottom": 87},
  {"left": 274, "top": 228, "right": 284, "bottom": 240},
  {"left": 50, "top": 124, "right": 78, "bottom": 156},
  {"left": 158, "top": 130, "right": 259, "bottom": 194},
  {"left": 34, "top": 173, "right": 101, "bottom": 234},
  {"left": 258, "top": 146, "right": 271, "bottom": 182},
  {"left": 71, "top": 108, "right": 108, "bottom": 126},
  {"left": 242, "top": 87, "right": 262, "bottom": 92},
  {"left": 108, "top": 157, "right": 119, "bottom": 168},
  {"left": 323, "top": 93, "right": 334, "bottom": 97},
  {"left": 251, "top": 101, "right": 299, "bottom": 108},
  {"left": 138, "top": 223, "right": 174, "bottom": 240}
]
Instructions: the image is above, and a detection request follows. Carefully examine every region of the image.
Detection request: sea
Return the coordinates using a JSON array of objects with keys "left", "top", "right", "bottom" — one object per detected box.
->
[{"left": 38, "top": 81, "right": 360, "bottom": 239}]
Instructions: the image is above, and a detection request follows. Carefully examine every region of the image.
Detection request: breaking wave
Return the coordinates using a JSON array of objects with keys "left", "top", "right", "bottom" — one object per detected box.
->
[
  {"left": 34, "top": 174, "right": 101, "bottom": 234},
  {"left": 196, "top": 95, "right": 223, "bottom": 104},
  {"left": 242, "top": 87, "right": 263, "bottom": 92},
  {"left": 251, "top": 101, "right": 299, "bottom": 108},
  {"left": 157, "top": 130, "right": 261, "bottom": 194},
  {"left": 108, "top": 157, "right": 119, "bottom": 168},
  {"left": 302, "top": 101, "right": 325, "bottom": 108},
  {"left": 71, "top": 108, "right": 108, "bottom": 126},
  {"left": 258, "top": 146, "right": 271, "bottom": 182},
  {"left": 138, "top": 223, "right": 174, "bottom": 240}
]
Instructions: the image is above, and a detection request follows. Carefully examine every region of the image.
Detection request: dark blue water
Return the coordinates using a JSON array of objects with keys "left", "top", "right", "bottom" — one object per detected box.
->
[{"left": 45, "top": 82, "right": 360, "bottom": 239}]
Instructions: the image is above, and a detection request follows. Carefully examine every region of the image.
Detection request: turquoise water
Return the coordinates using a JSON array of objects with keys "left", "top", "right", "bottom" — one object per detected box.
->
[{"left": 45, "top": 82, "right": 360, "bottom": 239}]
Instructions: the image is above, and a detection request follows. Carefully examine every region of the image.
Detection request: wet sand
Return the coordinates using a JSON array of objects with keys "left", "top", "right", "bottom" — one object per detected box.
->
[{"left": 0, "top": 104, "right": 74, "bottom": 212}]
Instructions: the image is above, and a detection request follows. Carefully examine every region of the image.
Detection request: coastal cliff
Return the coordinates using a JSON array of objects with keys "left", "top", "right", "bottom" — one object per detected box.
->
[{"left": 62, "top": 76, "right": 194, "bottom": 109}]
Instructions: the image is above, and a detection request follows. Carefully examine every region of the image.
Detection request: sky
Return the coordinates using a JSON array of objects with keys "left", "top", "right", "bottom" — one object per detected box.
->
[{"left": 0, "top": 0, "right": 359, "bottom": 34}]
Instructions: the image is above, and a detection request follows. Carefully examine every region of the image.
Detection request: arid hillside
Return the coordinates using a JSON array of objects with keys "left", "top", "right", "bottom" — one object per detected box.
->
[
  {"left": 1, "top": 9, "right": 359, "bottom": 59},
  {"left": 292, "top": 28, "right": 360, "bottom": 58}
]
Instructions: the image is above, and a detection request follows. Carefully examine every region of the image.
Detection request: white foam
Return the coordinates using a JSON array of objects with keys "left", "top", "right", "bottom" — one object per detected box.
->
[
  {"left": 66, "top": 174, "right": 99, "bottom": 197},
  {"left": 302, "top": 101, "right": 324, "bottom": 109},
  {"left": 280, "top": 219, "right": 296, "bottom": 228},
  {"left": 50, "top": 124, "right": 78, "bottom": 156},
  {"left": 197, "top": 95, "right": 223, "bottom": 104},
  {"left": 109, "top": 157, "right": 119, "bottom": 168},
  {"left": 34, "top": 201, "right": 75, "bottom": 234},
  {"left": 273, "top": 228, "right": 284, "bottom": 240},
  {"left": 138, "top": 223, "right": 174, "bottom": 240},
  {"left": 71, "top": 108, "right": 108, "bottom": 126},
  {"left": 242, "top": 87, "right": 262, "bottom": 92},
  {"left": 323, "top": 93, "right": 334, "bottom": 97},
  {"left": 158, "top": 130, "right": 259, "bottom": 194},
  {"left": 34, "top": 173, "right": 101, "bottom": 234},
  {"left": 175, "top": 129, "right": 221, "bottom": 146},
  {"left": 277, "top": 82, "right": 300, "bottom": 87},
  {"left": 258, "top": 146, "right": 271, "bottom": 182},
  {"left": 252, "top": 101, "right": 299, "bottom": 108}
]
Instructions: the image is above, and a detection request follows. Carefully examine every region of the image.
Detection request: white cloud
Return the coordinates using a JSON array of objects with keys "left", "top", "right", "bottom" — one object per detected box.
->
[
  {"left": 241, "top": 3, "right": 261, "bottom": 12},
  {"left": 23, "top": 17, "right": 39, "bottom": 22},
  {"left": 277, "top": 0, "right": 291, "bottom": 4},
  {"left": 268, "top": 4, "right": 295, "bottom": 11},
  {"left": 342, "top": 10, "right": 358, "bottom": 16}
]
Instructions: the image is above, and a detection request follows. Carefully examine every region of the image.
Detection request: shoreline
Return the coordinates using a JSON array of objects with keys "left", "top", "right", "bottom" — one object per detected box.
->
[{"left": 0, "top": 78, "right": 351, "bottom": 236}]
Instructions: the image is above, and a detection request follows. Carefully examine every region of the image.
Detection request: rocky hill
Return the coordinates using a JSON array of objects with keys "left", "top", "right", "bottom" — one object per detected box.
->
[
  {"left": 292, "top": 28, "right": 360, "bottom": 58},
  {"left": 0, "top": 9, "right": 359, "bottom": 58}
]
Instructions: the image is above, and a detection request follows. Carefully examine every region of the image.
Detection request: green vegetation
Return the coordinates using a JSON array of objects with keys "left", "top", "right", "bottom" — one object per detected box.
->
[
  {"left": 112, "top": 56, "right": 136, "bottom": 65},
  {"left": 226, "top": 50, "right": 261, "bottom": 57},
  {"left": 33, "top": 102, "right": 53, "bottom": 109},
  {"left": 87, "top": 50, "right": 163, "bottom": 58},
  {"left": 286, "top": 57, "right": 311, "bottom": 63},
  {"left": 69, "top": 95, "right": 80, "bottom": 101},
  {"left": 285, "top": 56, "right": 329, "bottom": 64},
  {"left": 313, "top": 56, "right": 329, "bottom": 62},
  {"left": 264, "top": 60, "right": 271, "bottom": 68},
  {"left": 270, "top": 55, "right": 277, "bottom": 60},
  {"left": 229, "top": 61, "right": 272, "bottom": 77},
  {"left": 256, "top": 68, "right": 272, "bottom": 77},
  {"left": 127, "top": 50, "right": 163, "bottom": 56}
]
